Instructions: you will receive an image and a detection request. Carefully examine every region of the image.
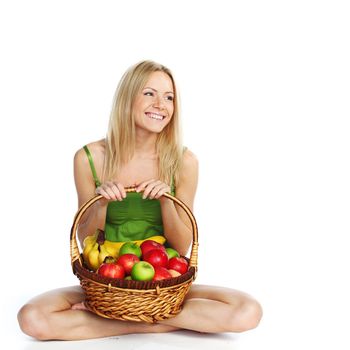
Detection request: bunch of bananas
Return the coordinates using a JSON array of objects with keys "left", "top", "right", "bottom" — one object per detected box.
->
[{"left": 82, "top": 229, "right": 166, "bottom": 271}]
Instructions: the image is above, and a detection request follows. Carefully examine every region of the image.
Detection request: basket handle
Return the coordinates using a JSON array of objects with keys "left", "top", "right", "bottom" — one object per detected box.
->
[{"left": 70, "top": 186, "right": 199, "bottom": 273}]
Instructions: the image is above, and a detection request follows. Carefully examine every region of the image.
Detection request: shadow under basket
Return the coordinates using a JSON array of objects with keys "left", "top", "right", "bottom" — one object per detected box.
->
[{"left": 70, "top": 188, "right": 199, "bottom": 323}]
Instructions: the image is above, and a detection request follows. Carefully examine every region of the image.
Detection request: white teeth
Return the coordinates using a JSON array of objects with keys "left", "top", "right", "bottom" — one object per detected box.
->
[{"left": 146, "top": 113, "right": 164, "bottom": 120}]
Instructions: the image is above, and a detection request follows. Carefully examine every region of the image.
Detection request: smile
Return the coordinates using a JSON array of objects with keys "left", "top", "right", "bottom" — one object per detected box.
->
[{"left": 145, "top": 112, "right": 165, "bottom": 121}]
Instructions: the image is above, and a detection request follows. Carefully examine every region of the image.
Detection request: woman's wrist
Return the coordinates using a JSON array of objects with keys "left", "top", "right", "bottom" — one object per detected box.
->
[
  {"left": 158, "top": 195, "right": 173, "bottom": 207},
  {"left": 96, "top": 198, "right": 109, "bottom": 209}
]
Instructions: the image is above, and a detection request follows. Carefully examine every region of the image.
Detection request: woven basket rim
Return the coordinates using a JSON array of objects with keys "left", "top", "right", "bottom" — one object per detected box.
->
[{"left": 73, "top": 257, "right": 196, "bottom": 291}]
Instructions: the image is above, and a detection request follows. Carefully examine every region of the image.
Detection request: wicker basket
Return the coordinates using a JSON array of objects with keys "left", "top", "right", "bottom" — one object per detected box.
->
[{"left": 70, "top": 187, "right": 199, "bottom": 323}]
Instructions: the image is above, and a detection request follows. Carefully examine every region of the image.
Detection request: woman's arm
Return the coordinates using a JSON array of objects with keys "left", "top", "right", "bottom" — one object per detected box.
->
[
  {"left": 159, "top": 149, "right": 199, "bottom": 256},
  {"left": 135, "top": 150, "right": 198, "bottom": 255},
  {"left": 73, "top": 148, "right": 108, "bottom": 246}
]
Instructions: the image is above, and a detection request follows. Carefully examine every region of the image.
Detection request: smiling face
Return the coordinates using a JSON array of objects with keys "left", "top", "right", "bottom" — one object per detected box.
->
[{"left": 133, "top": 71, "right": 175, "bottom": 134}]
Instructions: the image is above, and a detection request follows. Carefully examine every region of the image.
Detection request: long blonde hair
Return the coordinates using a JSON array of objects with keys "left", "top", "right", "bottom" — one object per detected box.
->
[{"left": 103, "top": 60, "right": 183, "bottom": 187}]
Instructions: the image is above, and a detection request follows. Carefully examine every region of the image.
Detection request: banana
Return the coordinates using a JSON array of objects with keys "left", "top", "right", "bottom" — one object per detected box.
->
[
  {"left": 103, "top": 235, "right": 167, "bottom": 257},
  {"left": 82, "top": 239, "right": 96, "bottom": 264},
  {"left": 103, "top": 240, "right": 125, "bottom": 258},
  {"left": 82, "top": 230, "right": 167, "bottom": 271},
  {"left": 82, "top": 232, "right": 98, "bottom": 265},
  {"left": 82, "top": 230, "right": 105, "bottom": 270},
  {"left": 87, "top": 242, "right": 100, "bottom": 271},
  {"left": 98, "top": 244, "right": 114, "bottom": 265},
  {"left": 83, "top": 232, "right": 97, "bottom": 246},
  {"left": 143, "top": 235, "right": 166, "bottom": 245}
]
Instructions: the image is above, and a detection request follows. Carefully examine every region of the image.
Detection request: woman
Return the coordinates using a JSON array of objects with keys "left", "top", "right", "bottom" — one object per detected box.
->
[{"left": 17, "top": 60, "right": 262, "bottom": 340}]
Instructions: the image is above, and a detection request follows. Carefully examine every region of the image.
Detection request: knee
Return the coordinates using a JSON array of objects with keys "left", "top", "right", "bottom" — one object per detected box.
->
[
  {"left": 226, "top": 299, "right": 263, "bottom": 333},
  {"left": 17, "top": 304, "right": 51, "bottom": 340}
]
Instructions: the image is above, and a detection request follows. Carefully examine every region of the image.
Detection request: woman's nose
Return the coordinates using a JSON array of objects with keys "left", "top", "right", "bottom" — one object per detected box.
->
[{"left": 152, "top": 94, "right": 165, "bottom": 109}]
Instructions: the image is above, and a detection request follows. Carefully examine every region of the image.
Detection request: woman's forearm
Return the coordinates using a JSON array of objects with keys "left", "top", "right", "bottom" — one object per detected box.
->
[
  {"left": 159, "top": 198, "right": 192, "bottom": 256},
  {"left": 77, "top": 202, "right": 108, "bottom": 245}
]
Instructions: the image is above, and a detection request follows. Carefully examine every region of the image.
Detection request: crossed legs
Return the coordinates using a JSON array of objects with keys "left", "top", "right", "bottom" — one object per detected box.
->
[{"left": 17, "top": 284, "right": 262, "bottom": 340}]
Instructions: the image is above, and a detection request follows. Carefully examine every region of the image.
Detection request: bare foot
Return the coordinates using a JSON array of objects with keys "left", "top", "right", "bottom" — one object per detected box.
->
[{"left": 71, "top": 302, "right": 89, "bottom": 311}]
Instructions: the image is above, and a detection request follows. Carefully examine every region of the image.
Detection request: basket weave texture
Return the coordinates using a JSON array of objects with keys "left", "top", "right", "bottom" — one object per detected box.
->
[{"left": 70, "top": 188, "right": 199, "bottom": 323}]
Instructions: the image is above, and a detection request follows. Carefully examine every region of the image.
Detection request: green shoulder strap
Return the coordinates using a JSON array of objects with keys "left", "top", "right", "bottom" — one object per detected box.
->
[
  {"left": 170, "top": 176, "right": 176, "bottom": 195},
  {"left": 169, "top": 146, "right": 187, "bottom": 195},
  {"left": 83, "top": 145, "right": 102, "bottom": 188}
]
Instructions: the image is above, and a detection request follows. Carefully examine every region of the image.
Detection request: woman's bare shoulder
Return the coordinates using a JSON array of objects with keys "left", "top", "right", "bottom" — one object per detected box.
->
[
  {"left": 178, "top": 148, "right": 199, "bottom": 184},
  {"left": 174, "top": 148, "right": 198, "bottom": 212},
  {"left": 85, "top": 139, "right": 106, "bottom": 155},
  {"left": 74, "top": 139, "right": 105, "bottom": 174},
  {"left": 182, "top": 147, "right": 199, "bottom": 170},
  {"left": 74, "top": 139, "right": 105, "bottom": 160}
]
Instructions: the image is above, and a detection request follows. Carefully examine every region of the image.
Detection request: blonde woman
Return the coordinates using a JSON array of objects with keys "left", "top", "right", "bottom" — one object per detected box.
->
[{"left": 17, "top": 60, "right": 262, "bottom": 340}]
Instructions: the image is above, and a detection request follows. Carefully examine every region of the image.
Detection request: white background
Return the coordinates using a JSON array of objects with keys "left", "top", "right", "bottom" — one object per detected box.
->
[{"left": 1, "top": 1, "right": 349, "bottom": 349}]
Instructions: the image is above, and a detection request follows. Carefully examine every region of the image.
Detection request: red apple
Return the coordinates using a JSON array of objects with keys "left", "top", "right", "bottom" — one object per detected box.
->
[
  {"left": 98, "top": 262, "right": 125, "bottom": 279},
  {"left": 153, "top": 267, "right": 172, "bottom": 281},
  {"left": 131, "top": 261, "right": 155, "bottom": 281},
  {"left": 168, "top": 257, "right": 188, "bottom": 275},
  {"left": 140, "top": 240, "right": 166, "bottom": 257},
  {"left": 116, "top": 254, "right": 140, "bottom": 275},
  {"left": 143, "top": 249, "right": 169, "bottom": 268}
]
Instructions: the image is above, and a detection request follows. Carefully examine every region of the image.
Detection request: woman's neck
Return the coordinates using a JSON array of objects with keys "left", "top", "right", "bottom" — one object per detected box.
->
[{"left": 134, "top": 130, "right": 158, "bottom": 159}]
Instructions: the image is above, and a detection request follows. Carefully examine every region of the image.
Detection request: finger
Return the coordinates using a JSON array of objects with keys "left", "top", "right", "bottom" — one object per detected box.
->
[
  {"left": 142, "top": 181, "right": 162, "bottom": 199},
  {"left": 114, "top": 182, "right": 126, "bottom": 199},
  {"left": 102, "top": 183, "right": 118, "bottom": 200},
  {"left": 154, "top": 185, "right": 171, "bottom": 199},
  {"left": 149, "top": 186, "right": 162, "bottom": 199},
  {"left": 150, "top": 183, "right": 170, "bottom": 199},
  {"left": 95, "top": 186, "right": 113, "bottom": 200},
  {"left": 109, "top": 183, "right": 123, "bottom": 201},
  {"left": 136, "top": 179, "right": 156, "bottom": 193},
  {"left": 105, "top": 181, "right": 122, "bottom": 201}
]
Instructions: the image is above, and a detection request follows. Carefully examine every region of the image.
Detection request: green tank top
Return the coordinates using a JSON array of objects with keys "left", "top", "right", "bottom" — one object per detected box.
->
[{"left": 83, "top": 146, "right": 175, "bottom": 242}]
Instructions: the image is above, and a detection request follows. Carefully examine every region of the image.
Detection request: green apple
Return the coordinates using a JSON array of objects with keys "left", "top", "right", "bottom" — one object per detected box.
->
[
  {"left": 131, "top": 261, "right": 155, "bottom": 281},
  {"left": 119, "top": 241, "right": 142, "bottom": 258},
  {"left": 166, "top": 247, "right": 180, "bottom": 259}
]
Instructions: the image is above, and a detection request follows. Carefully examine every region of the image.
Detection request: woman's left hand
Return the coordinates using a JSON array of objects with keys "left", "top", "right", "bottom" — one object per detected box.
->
[{"left": 135, "top": 179, "right": 171, "bottom": 200}]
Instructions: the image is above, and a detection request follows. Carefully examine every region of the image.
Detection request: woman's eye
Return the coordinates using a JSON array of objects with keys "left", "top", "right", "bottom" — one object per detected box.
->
[
  {"left": 166, "top": 96, "right": 174, "bottom": 101},
  {"left": 144, "top": 91, "right": 153, "bottom": 96}
]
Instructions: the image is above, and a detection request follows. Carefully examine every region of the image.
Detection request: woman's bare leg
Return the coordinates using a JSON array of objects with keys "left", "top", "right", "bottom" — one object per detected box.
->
[
  {"left": 18, "top": 284, "right": 262, "bottom": 340},
  {"left": 17, "top": 286, "right": 178, "bottom": 340},
  {"left": 160, "top": 285, "right": 263, "bottom": 333}
]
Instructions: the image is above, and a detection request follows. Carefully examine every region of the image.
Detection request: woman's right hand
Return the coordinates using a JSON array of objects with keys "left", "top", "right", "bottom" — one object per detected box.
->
[{"left": 95, "top": 181, "right": 127, "bottom": 202}]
